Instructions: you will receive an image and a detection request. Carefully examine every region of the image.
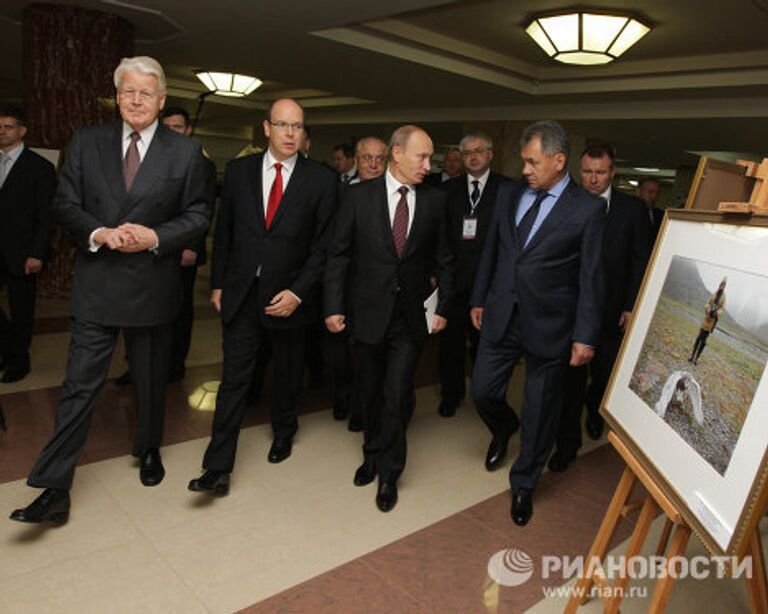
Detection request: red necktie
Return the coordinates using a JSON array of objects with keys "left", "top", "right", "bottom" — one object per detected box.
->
[
  {"left": 266, "top": 162, "right": 283, "bottom": 229},
  {"left": 123, "top": 132, "right": 141, "bottom": 191},
  {"left": 392, "top": 186, "right": 409, "bottom": 257}
]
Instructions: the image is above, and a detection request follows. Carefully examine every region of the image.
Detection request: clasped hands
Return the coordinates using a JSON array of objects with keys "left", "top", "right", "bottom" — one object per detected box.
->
[{"left": 94, "top": 224, "right": 158, "bottom": 252}]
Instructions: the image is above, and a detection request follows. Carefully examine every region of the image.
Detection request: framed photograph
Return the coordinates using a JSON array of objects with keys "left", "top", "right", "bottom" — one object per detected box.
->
[{"left": 602, "top": 209, "right": 768, "bottom": 556}]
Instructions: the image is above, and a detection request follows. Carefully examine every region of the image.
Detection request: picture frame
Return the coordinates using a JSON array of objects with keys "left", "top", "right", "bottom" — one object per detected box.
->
[{"left": 602, "top": 208, "right": 768, "bottom": 557}]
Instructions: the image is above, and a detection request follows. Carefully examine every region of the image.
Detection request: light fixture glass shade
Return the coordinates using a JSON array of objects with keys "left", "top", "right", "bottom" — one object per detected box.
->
[
  {"left": 195, "top": 71, "right": 262, "bottom": 97},
  {"left": 525, "top": 11, "right": 651, "bottom": 65}
]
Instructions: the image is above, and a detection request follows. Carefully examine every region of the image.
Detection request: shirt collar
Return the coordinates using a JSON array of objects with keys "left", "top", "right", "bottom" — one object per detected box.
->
[
  {"left": 2, "top": 142, "right": 24, "bottom": 162},
  {"left": 467, "top": 169, "right": 490, "bottom": 188},
  {"left": 386, "top": 169, "right": 414, "bottom": 195},
  {"left": 599, "top": 185, "right": 613, "bottom": 204},
  {"left": 265, "top": 148, "right": 298, "bottom": 173},
  {"left": 122, "top": 120, "right": 158, "bottom": 146},
  {"left": 528, "top": 173, "right": 570, "bottom": 198}
]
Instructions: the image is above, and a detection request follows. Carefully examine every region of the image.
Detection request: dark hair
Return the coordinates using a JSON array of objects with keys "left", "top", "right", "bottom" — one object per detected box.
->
[
  {"left": 161, "top": 106, "right": 190, "bottom": 125},
  {"left": 0, "top": 104, "right": 27, "bottom": 126},
  {"left": 303, "top": 124, "right": 312, "bottom": 138},
  {"left": 333, "top": 143, "right": 354, "bottom": 158},
  {"left": 581, "top": 143, "right": 615, "bottom": 163},
  {"left": 520, "top": 120, "right": 569, "bottom": 160},
  {"left": 638, "top": 177, "right": 660, "bottom": 189}
]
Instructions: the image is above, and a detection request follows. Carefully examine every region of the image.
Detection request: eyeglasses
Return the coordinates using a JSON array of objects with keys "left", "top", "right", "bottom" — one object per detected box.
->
[
  {"left": 119, "top": 88, "right": 158, "bottom": 101},
  {"left": 360, "top": 154, "right": 387, "bottom": 164},
  {"left": 269, "top": 121, "right": 304, "bottom": 132},
  {"left": 461, "top": 147, "right": 490, "bottom": 157}
]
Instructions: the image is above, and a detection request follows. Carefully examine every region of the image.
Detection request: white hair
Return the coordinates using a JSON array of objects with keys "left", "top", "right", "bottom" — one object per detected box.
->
[{"left": 113, "top": 56, "right": 166, "bottom": 93}]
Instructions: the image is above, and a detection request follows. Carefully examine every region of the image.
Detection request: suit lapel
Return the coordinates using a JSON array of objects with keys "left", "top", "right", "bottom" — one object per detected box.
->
[
  {"left": 0, "top": 147, "right": 27, "bottom": 192},
  {"left": 267, "top": 153, "right": 302, "bottom": 231},
  {"left": 119, "top": 126, "right": 171, "bottom": 218},
  {"left": 522, "top": 179, "right": 579, "bottom": 254},
  {"left": 401, "top": 184, "right": 427, "bottom": 259},
  {"left": 250, "top": 152, "right": 266, "bottom": 229},
  {"left": 99, "top": 123, "right": 127, "bottom": 208},
  {"left": 374, "top": 177, "right": 397, "bottom": 258}
]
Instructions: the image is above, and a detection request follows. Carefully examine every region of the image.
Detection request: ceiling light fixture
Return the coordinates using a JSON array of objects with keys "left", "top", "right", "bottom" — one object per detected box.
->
[
  {"left": 195, "top": 71, "right": 262, "bottom": 97},
  {"left": 525, "top": 11, "right": 651, "bottom": 65}
]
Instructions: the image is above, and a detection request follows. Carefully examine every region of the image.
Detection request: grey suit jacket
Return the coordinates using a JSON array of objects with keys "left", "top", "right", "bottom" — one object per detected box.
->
[{"left": 54, "top": 122, "right": 213, "bottom": 327}]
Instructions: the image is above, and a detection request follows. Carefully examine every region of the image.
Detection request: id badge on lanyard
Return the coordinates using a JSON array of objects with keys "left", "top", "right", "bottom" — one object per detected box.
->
[{"left": 462, "top": 216, "right": 477, "bottom": 240}]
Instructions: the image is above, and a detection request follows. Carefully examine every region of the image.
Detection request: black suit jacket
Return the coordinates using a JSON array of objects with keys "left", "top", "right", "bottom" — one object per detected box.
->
[
  {"left": 601, "top": 190, "right": 652, "bottom": 337},
  {"left": 0, "top": 146, "right": 56, "bottom": 275},
  {"left": 324, "top": 175, "right": 454, "bottom": 345},
  {"left": 183, "top": 155, "right": 217, "bottom": 266},
  {"left": 444, "top": 172, "right": 510, "bottom": 295},
  {"left": 650, "top": 206, "right": 664, "bottom": 242},
  {"left": 54, "top": 122, "right": 213, "bottom": 327},
  {"left": 212, "top": 151, "right": 338, "bottom": 327},
  {"left": 471, "top": 177, "right": 605, "bottom": 359}
]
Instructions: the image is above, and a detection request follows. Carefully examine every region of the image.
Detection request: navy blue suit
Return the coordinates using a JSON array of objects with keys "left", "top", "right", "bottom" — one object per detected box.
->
[{"left": 470, "top": 176, "right": 605, "bottom": 492}]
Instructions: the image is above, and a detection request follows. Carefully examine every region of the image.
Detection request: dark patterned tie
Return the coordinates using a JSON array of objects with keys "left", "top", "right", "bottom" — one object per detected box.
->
[
  {"left": 517, "top": 190, "right": 548, "bottom": 246},
  {"left": 470, "top": 180, "right": 480, "bottom": 208},
  {"left": 392, "top": 185, "right": 409, "bottom": 257},
  {"left": 123, "top": 131, "right": 141, "bottom": 191},
  {"left": 265, "top": 162, "right": 283, "bottom": 229}
]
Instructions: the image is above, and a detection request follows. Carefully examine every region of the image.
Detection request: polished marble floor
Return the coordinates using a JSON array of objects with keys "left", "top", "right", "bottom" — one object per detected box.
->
[{"left": 0, "top": 279, "right": 761, "bottom": 613}]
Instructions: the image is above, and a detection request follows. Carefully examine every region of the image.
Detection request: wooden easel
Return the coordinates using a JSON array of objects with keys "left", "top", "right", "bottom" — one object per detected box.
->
[
  {"left": 565, "top": 432, "right": 768, "bottom": 613},
  {"left": 719, "top": 158, "right": 768, "bottom": 214}
]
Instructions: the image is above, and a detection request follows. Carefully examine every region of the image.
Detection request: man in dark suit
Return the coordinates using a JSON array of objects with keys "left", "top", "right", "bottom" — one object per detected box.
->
[
  {"left": 437, "top": 131, "right": 509, "bottom": 417},
  {"left": 0, "top": 105, "right": 56, "bottom": 383},
  {"left": 637, "top": 177, "right": 664, "bottom": 241},
  {"left": 332, "top": 143, "right": 357, "bottom": 184},
  {"left": 549, "top": 145, "right": 651, "bottom": 470},
  {"left": 325, "top": 125, "right": 453, "bottom": 512},
  {"left": 424, "top": 147, "right": 462, "bottom": 186},
  {"left": 331, "top": 136, "right": 389, "bottom": 430},
  {"left": 10, "top": 56, "right": 213, "bottom": 523},
  {"left": 470, "top": 120, "right": 605, "bottom": 526},
  {"left": 161, "top": 107, "right": 216, "bottom": 382},
  {"left": 188, "top": 98, "right": 337, "bottom": 495}
]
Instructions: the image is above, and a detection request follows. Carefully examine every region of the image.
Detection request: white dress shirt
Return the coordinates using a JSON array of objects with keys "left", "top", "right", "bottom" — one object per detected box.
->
[
  {"left": 599, "top": 185, "right": 613, "bottom": 211},
  {"left": 122, "top": 120, "right": 158, "bottom": 161},
  {"left": 385, "top": 169, "right": 416, "bottom": 235},
  {"left": 262, "top": 149, "right": 297, "bottom": 214},
  {"left": 467, "top": 169, "right": 490, "bottom": 213},
  {"left": 0, "top": 142, "right": 24, "bottom": 187}
]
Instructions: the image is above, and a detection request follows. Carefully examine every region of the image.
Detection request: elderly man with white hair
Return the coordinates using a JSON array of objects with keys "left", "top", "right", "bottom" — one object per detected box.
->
[{"left": 10, "top": 56, "right": 213, "bottom": 524}]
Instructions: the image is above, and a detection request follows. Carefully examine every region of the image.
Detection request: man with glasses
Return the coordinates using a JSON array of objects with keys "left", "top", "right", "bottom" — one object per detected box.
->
[
  {"left": 10, "top": 56, "right": 212, "bottom": 523},
  {"left": 437, "top": 132, "right": 510, "bottom": 418},
  {"left": 189, "top": 98, "right": 337, "bottom": 495}
]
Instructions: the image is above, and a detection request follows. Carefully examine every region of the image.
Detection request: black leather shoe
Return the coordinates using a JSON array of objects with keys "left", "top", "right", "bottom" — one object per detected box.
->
[
  {"left": 485, "top": 436, "right": 510, "bottom": 471},
  {"left": 268, "top": 437, "right": 292, "bottom": 463},
  {"left": 188, "top": 470, "right": 230, "bottom": 495},
  {"left": 347, "top": 413, "right": 363, "bottom": 432},
  {"left": 511, "top": 490, "right": 533, "bottom": 526},
  {"left": 548, "top": 449, "right": 576, "bottom": 473},
  {"left": 2, "top": 362, "right": 30, "bottom": 383},
  {"left": 333, "top": 395, "right": 350, "bottom": 421},
  {"left": 376, "top": 481, "right": 398, "bottom": 512},
  {"left": 586, "top": 414, "right": 604, "bottom": 440},
  {"left": 115, "top": 370, "right": 132, "bottom": 387},
  {"left": 353, "top": 460, "right": 376, "bottom": 486},
  {"left": 438, "top": 400, "right": 458, "bottom": 417},
  {"left": 139, "top": 448, "right": 165, "bottom": 486},
  {"left": 10, "top": 488, "right": 70, "bottom": 524}
]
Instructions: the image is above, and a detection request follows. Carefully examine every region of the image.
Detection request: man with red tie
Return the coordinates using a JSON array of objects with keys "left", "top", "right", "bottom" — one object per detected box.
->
[{"left": 189, "top": 98, "right": 337, "bottom": 494}]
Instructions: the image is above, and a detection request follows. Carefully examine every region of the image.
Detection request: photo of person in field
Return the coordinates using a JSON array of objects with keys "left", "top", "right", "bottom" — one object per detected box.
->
[{"left": 630, "top": 257, "right": 768, "bottom": 476}]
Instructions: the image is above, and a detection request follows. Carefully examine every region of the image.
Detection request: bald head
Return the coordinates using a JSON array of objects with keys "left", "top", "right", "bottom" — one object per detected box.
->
[
  {"left": 263, "top": 98, "right": 305, "bottom": 160},
  {"left": 355, "top": 136, "right": 388, "bottom": 180}
]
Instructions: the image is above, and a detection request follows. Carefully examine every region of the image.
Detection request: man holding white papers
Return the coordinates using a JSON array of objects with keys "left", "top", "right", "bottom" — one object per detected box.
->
[{"left": 324, "top": 125, "right": 454, "bottom": 512}]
